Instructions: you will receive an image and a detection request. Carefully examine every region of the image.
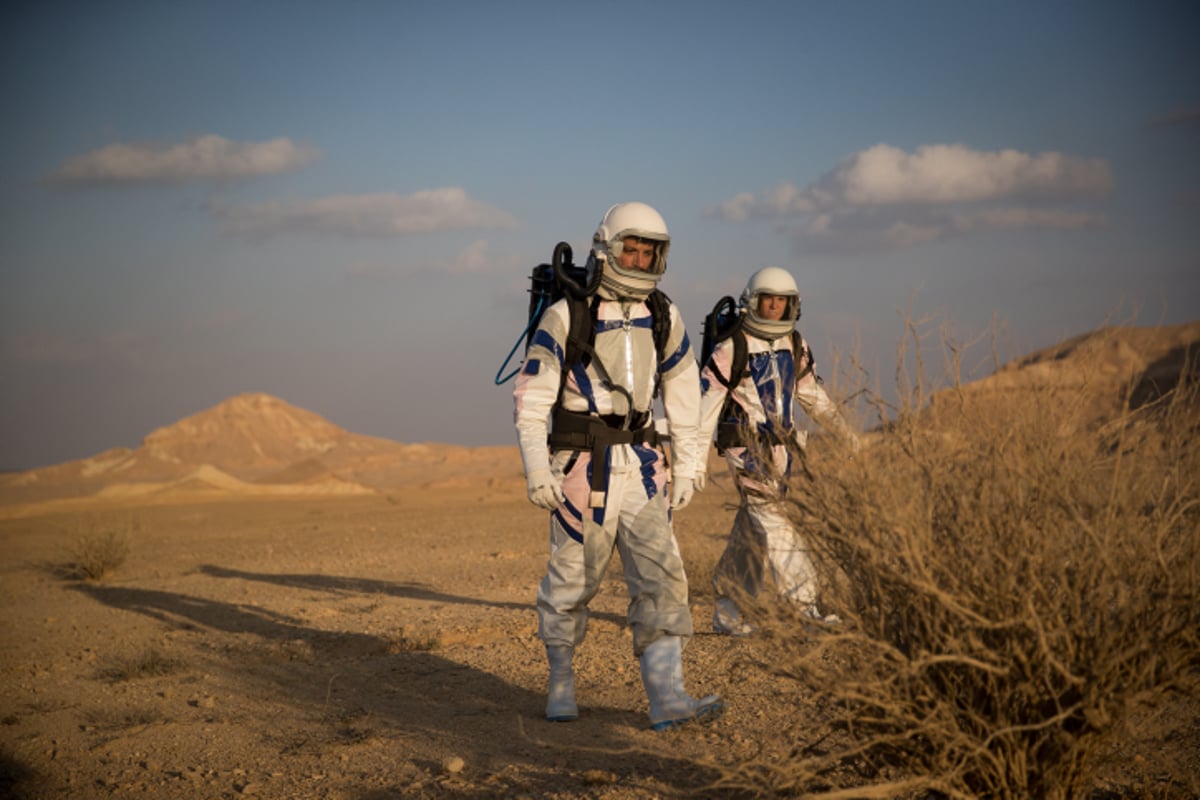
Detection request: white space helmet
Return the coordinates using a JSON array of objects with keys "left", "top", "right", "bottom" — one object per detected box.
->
[
  {"left": 590, "top": 201, "right": 670, "bottom": 300},
  {"left": 740, "top": 266, "right": 801, "bottom": 340}
]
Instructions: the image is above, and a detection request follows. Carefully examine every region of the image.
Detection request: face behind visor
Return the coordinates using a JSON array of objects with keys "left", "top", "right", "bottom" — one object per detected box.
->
[
  {"left": 588, "top": 202, "right": 670, "bottom": 301},
  {"left": 740, "top": 266, "right": 801, "bottom": 340}
]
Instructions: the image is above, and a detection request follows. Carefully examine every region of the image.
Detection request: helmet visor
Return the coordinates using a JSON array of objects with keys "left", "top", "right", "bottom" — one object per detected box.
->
[
  {"left": 608, "top": 233, "right": 669, "bottom": 276},
  {"left": 747, "top": 292, "right": 800, "bottom": 324}
]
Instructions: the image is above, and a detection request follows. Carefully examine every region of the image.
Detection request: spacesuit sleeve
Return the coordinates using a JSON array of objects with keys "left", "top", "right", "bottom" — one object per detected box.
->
[
  {"left": 794, "top": 346, "right": 860, "bottom": 449},
  {"left": 657, "top": 303, "right": 701, "bottom": 480},
  {"left": 696, "top": 338, "right": 735, "bottom": 457},
  {"left": 513, "top": 301, "right": 570, "bottom": 477}
]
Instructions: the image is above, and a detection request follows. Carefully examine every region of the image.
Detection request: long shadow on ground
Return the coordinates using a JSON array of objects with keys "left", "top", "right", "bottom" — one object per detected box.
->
[
  {"left": 195, "top": 563, "right": 626, "bottom": 625},
  {"left": 69, "top": 581, "right": 711, "bottom": 798}
]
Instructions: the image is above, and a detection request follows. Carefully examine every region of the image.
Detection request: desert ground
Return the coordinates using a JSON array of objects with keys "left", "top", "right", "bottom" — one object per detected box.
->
[
  {"left": 1, "top": 323, "right": 1198, "bottom": 799},
  {"left": 1, "top": 483, "right": 773, "bottom": 800}
]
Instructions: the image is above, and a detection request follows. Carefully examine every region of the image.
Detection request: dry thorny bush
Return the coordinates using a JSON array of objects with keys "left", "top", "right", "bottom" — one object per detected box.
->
[
  {"left": 59, "top": 515, "right": 134, "bottom": 581},
  {"left": 710, "top": 327, "right": 1199, "bottom": 799}
]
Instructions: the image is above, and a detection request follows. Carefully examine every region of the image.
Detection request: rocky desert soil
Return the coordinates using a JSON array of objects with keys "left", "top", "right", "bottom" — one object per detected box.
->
[{"left": 0, "top": 480, "right": 807, "bottom": 800}]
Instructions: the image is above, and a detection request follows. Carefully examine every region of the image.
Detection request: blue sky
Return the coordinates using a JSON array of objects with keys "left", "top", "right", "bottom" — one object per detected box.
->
[{"left": 2, "top": 1, "right": 1198, "bottom": 469}]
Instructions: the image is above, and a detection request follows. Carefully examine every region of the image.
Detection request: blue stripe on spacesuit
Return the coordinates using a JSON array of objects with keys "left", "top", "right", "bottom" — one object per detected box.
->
[
  {"left": 635, "top": 445, "right": 659, "bottom": 499},
  {"left": 570, "top": 362, "right": 599, "bottom": 413},
  {"left": 660, "top": 330, "right": 690, "bottom": 373},
  {"left": 531, "top": 329, "right": 565, "bottom": 366},
  {"left": 740, "top": 446, "right": 765, "bottom": 477},
  {"left": 554, "top": 497, "right": 584, "bottom": 544},
  {"left": 748, "top": 348, "right": 796, "bottom": 430}
]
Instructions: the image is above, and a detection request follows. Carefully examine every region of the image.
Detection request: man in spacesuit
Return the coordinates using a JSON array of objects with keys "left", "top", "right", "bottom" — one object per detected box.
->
[
  {"left": 513, "top": 201, "right": 722, "bottom": 731},
  {"left": 695, "top": 266, "right": 861, "bottom": 636}
]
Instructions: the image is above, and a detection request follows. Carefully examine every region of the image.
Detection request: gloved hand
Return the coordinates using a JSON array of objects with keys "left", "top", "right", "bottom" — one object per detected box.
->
[
  {"left": 670, "top": 477, "right": 695, "bottom": 510},
  {"left": 526, "top": 468, "right": 564, "bottom": 510},
  {"left": 693, "top": 469, "right": 707, "bottom": 492}
]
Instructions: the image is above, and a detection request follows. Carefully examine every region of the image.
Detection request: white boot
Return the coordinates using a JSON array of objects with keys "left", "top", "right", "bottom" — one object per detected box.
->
[
  {"left": 638, "top": 636, "right": 723, "bottom": 731},
  {"left": 712, "top": 597, "right": 754, "bottom": 636},
  {"left": 545, "top": 644, "right": 578, "bottom": 721}
]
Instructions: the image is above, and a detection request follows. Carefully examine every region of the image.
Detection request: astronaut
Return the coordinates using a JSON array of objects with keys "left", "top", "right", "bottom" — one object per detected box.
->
[
  {"left": 695, "top": 266, "right": 861, "bottom": 636},
  {"left": 513, "top": 201, "right": 722, "bottom": 730}
]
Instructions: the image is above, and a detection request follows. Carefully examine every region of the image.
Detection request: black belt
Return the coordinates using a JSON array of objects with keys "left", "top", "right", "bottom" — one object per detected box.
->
[{"left": 548, "top": 408, "right": 660, "bottom": 507}]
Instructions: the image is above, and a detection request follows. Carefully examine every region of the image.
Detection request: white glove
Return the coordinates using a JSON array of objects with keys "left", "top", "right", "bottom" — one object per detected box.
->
[
  {"left": 693, "top": 469, "right": 707, "bottom": 492},
  {"left": 526, "top": 468, "right": 564, "bottom": 510},
  {"left": 670, "top": 477, "right": 695, "bottom": 510}
]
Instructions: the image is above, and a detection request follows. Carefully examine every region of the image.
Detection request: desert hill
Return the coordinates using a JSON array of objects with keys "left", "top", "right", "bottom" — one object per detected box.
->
[
  {"left": 0, "top": 392, "right": 524, "bottom": 515},
  {"left": 138, "top": 392, "right": 351, "bottom": 473},
  {"left": 916, "top": 321, "right": 1200, "bottom": 429}
]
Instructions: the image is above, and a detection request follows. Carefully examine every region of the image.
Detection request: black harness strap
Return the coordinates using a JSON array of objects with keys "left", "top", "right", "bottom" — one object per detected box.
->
[
  {"left": 549, "top": 290, "right": 674, "bottom": 508},
  {"left": 712, "top": 330, "right": 813, "bottom": 454},
  {"left": 549, "top": 408, "right": 660, "bottom": 507}
]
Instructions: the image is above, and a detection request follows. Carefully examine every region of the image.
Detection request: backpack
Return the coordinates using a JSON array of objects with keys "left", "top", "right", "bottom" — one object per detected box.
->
[
  {"left": 700, "top": 295, "right": 813, "bottom": 390},
  {"left": 526, "top": 242, "right": 672, "bottom": 401}
]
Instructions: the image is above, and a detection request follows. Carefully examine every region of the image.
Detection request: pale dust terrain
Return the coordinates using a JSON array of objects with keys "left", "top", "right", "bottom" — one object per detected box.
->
[
  {"left": 2, "top": 322, "right": 1199, "bottom": 799},
  {"left": 1, "top": 482, "right": 765, "bottom": 799}
]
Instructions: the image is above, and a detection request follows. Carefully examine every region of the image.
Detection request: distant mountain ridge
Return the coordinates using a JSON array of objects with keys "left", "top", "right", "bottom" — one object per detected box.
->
[
  {"left": 0, "top": 392, "right": 524, "bottom": 512},
  {"left": 2, "top": 320, "right": 1197, "bottom": 516}
]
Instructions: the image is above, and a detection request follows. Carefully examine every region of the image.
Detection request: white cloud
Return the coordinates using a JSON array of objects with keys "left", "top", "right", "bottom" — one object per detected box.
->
[
  {"left": 829, "top": 144, "right": 1111, "bottom": 205},
  {"left": 217, "top": 187, "right": 520, "bottom": 238},
  {"left": 711, "top": 143, "right": 1112, "bottom": 253},
  {"left": 47, "top": 134, "right": 320, "bottom": 184}
]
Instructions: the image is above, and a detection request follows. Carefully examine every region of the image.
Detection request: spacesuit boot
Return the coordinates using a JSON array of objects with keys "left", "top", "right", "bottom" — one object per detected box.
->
[
  {"left": 712, "top": 597, "right": 755, "bottom": 636},
  {"left": 545, "top": 644, "right": 578, "bottom": 721},
  {"left": 638, "top": 636, "right": 723, "bottom": 731}
]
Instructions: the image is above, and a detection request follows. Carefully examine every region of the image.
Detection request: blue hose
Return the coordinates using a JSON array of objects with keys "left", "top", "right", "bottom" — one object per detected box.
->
[{"left": 494, "top": 295, "right": 546, "bottom": 385}]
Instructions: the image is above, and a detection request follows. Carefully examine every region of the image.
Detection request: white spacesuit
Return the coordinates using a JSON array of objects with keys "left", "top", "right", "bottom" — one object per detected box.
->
[
  {"left": 513, "top": 202, "right": 722, "bottom": 730},
  {"left": 696, "top": 266, "right": 861, "bottom": 635}
]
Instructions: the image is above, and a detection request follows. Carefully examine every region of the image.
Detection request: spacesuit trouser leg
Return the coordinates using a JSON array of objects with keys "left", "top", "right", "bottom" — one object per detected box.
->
[
  {"left": 753, "top": 498, "right": 819, "bottom": 610},
  {"left": 607, "top": 464, "right": 694, "bottom": 655},
  {"left": 598, "top": 465, "right": 718, "bottom": 728},
  {"left": 535, "top": 464, "right": 621, "bottom": 720},
  {"left": 535, "top": 498, "right": 619, "bottom": 649},
  {"left": 711, "top": 501, "right": 768, "bottom": 635}
]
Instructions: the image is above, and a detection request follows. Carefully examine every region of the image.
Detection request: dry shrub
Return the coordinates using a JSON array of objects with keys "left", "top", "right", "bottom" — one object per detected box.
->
[
  {"left": 387, "top": 627, "right": 440, "bottom": 653},
  {"left": 96, "top": 647, "right": 186, "bottom": 683},
  {"left": 62, "top": 517, "right": 133, "bottom": 581},
  {"left": 716, "top": 328, "right": 1200, "bottom": 799}
]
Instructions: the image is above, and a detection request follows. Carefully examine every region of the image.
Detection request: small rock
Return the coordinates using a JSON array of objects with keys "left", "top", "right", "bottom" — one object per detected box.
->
[{"left": 442, "top": 756, "right": 465, "bottom": 774}]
